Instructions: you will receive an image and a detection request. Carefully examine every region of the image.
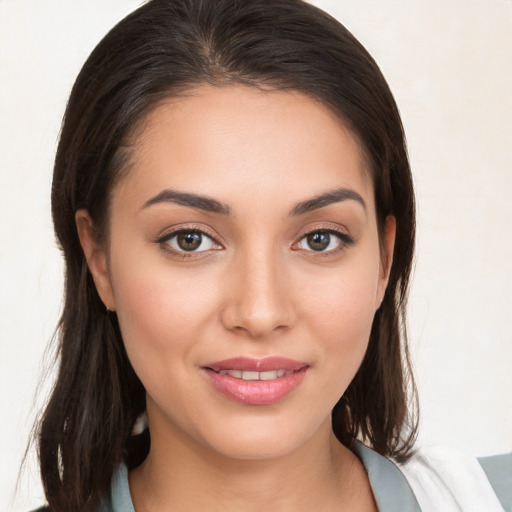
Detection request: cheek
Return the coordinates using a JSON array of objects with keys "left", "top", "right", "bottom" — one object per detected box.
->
[
  {"left": 110, "top": 257, "right": 221, "bottom": 375},
  {"left": 302, "top": 254, "right": 379, "bottom": 331},
  {"left": 319, "top": 289, "right": 376, "bottom": 362},
  {"left": 298, "top": 257, "right": 380, "bottom": 382}
]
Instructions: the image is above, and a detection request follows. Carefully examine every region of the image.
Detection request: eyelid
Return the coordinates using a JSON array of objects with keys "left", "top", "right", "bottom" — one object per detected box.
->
[
  {"left": 293, "top": 223, "right": 354, "bottom": 253},
  {"left": 294, "top": 222, "right": 351, "bottom": 239},
  {"left": 155, "top": 224, "right": 224, "bottom": 256}
]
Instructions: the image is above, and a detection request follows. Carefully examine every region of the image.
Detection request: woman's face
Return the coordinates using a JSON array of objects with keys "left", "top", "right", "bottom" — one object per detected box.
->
[{"left": 79, "top": 85, "right": 394, "bottom": 460}]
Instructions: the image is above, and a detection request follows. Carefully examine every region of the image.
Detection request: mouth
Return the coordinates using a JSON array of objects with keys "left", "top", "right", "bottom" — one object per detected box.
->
[
  {"left": 215, "top": 369, "right": 295, "bottom": 380},
  {"left": 202, "top": 357, "right": 309, "bottom": 405}
]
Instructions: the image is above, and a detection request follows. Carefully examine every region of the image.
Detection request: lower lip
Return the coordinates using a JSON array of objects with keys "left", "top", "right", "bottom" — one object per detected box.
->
[{"left": 203, "top": 368, "right": 308, "bottom": 405}]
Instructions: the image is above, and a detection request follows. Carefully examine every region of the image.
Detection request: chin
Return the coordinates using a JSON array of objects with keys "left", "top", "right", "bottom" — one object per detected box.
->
[
  {"left": 193, "top": 411, "right": 332, "bottom": 462},
  {"left": 205, "top": 434, "right": 304, "bottom": 461}
]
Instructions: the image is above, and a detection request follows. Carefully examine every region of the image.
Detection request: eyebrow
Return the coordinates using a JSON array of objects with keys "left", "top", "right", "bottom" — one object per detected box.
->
[
  {"left": 142, "top": 189, "right": 231, "bottom": 214},
  {"left": 288, "top": 188, "right": 366, "bottom": 216},
  {"left": 142, "top": 187, "right": 365, "bottom": 216}
]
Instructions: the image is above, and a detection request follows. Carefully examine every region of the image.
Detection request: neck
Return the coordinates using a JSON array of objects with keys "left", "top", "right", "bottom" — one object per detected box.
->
[{"left": 129, "top": 415, "right": 375, "bottom": 512}]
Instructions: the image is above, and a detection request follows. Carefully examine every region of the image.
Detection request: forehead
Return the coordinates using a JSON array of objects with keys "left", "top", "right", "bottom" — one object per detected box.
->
[{"left": 114, "top": 85, "right": 374, "bottom": 214}]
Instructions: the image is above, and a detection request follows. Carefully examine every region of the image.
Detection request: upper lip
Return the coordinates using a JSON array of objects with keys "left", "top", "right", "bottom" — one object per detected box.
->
[{"left": 204, "top": 357, "right": 308, "bottom": 372}]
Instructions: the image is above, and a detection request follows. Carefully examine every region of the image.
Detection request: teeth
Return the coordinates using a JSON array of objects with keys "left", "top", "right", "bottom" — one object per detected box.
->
[
  {"left": 218, "top": 369, "right": 294, "bottom": 380},
  {"left": 242, "top": 370, "right": 259, "bottom": 380},
  {"left": 219, "top": 369, "right": 242, "bottom": 378},
  {"left": 259, "top": 370, "right": 278, "bottom": 380}
]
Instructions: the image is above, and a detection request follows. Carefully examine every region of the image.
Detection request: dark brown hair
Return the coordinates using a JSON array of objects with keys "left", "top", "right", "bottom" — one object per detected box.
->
[{"left": 38, "top": 0, "right": 417, "bottom": 509}]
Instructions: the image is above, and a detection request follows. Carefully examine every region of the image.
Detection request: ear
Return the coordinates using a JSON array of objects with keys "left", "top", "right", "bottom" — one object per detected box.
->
[
  {"left": 75, "top": 209, "right": 116, "bottom": 311},
  {"left": 376, "top": 215, "right": 396, "bottom": 308}
]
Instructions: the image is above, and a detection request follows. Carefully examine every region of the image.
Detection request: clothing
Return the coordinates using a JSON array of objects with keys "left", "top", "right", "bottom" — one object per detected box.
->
[
  {"left": 99, "top": 456, "right": 421, "bottom": 512},
  {"left": 396, "top": 444, "right": 508, "bottom": 512},
  {"left": 33, "top": 443, "right": 510, "bottom": 511},
  {"left": 479, "top": 451, "right": 512, "bottom": 511},
  {"left": 96, "top": 442, "right": 508, "bottom": 512}
]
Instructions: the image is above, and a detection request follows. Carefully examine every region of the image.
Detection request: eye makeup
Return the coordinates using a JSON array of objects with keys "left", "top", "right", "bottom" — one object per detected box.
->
[
  {"left": 153, "top": 220, "right": 355, "bottom": 263},
  {"left": 292, "top": 223, "right": 355, "bottom": 258},
  {"left": 154, "top": 224, "right": 224, "bottom": 259}
]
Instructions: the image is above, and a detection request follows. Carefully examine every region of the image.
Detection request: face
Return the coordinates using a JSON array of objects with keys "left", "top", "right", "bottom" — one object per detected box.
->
[{"left": 78, "top": 85, "right": 394, "bottom": 461}]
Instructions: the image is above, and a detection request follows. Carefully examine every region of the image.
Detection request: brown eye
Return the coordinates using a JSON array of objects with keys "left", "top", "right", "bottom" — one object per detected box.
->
[
  {"left": 306, "top": 232, "right": 331, "bottom": 251},
  {"left": 161, "top": 229, "right": 220, "bottom": 253},
  {"left": 177, "top": 232, "right": 202, "bottom": 251},
  {"left": 296, "top": 229, "right": 353, "bottom": 253}
]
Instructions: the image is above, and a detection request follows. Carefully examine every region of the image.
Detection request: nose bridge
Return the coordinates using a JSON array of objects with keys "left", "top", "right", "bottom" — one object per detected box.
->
[{"left": 222, "top": 242, "right": 292, "bottom": 337}]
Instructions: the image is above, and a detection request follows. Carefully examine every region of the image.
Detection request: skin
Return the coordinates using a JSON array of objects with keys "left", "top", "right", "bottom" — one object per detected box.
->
[{"left": 77, "top": 85, "right": 395, "bottom": 511}]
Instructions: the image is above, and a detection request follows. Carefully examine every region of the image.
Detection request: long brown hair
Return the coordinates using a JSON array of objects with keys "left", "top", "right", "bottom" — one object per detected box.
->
[{"left": 38, "top": 0, "right": 417, "bottom": 509}]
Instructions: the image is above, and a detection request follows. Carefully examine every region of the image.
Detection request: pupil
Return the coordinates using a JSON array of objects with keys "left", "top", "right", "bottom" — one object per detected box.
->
[
  {"left": 307, "top": 232, "right": 330, "bottom": 251},
  {"left": 177, "top": 232, "right": 202, "bottom": 251}
]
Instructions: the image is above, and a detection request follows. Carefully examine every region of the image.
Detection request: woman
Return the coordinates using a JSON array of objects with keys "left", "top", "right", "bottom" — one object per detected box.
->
[{"left": 32, "top": 0, "right": 507, "bottom": 511}]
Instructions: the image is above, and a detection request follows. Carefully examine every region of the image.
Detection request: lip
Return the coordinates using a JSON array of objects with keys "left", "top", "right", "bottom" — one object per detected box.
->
[
  {"left": 202, "top": 357, "right": 309, "bottom": 405},
  {"left": 204, "top": 357, "right": 308, "bottom": 372}
]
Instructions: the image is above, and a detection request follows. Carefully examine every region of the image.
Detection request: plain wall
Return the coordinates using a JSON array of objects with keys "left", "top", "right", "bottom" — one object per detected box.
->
[{"left": 1, "top": 1, "right": 511, "bottom": 510}]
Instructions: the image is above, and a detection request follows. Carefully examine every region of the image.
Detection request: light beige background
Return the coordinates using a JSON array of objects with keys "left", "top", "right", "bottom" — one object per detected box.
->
[{"left": 1, "top": 1, "right": 511, "bottom": 510}]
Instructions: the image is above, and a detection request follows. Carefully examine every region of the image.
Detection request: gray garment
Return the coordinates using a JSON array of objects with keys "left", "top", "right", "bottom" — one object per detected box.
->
[
  {"left": 352, "top": 442, "right": 421, "bottom": 511},
  {"left": 478, "top": 452, "right": 512, "bottom": 512},
  {"left": 33, "top": 445, "right": 511, "bottom": 511},
  {"left": 101, "top": 464, "right": 135, "bottom": 512},
  {"left": 101, "top": 442, "right": 421, "bottom": 511}
]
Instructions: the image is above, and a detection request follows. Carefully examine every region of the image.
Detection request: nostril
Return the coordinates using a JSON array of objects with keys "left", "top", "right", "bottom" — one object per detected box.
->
[{"left": 219, "top": 267, "right": 296, "bottom": 337}]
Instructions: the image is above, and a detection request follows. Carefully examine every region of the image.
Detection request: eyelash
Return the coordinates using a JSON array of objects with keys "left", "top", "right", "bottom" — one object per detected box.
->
[
  {"left": 155, "top": 226, "right": 222, "bottom": 259},
  {"left": 155, "top": 225, "right": 354, "bottom": 259},
  {"left": 294, "top": 226, "right": 354, "bottom": 255}
]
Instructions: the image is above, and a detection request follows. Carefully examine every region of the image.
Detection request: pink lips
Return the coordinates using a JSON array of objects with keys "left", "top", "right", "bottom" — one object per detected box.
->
[{"left": 202, "top": 357, "right": 309, "bottom": 405}]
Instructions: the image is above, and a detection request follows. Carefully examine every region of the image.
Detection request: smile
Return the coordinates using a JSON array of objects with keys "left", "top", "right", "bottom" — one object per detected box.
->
[
  {"left": 216, "top": 369, "right": 294, "bottom": 380},
  {"left": 203, "top": 357, "right": 309, "bottom": 405}
]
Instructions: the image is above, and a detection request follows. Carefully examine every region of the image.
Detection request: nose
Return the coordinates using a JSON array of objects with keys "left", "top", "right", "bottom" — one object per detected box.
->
[{"left": 220, "top": 248, "right": 295, "bottom": 338}]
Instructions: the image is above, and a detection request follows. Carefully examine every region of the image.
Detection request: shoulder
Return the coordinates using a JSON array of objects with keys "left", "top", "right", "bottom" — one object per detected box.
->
[
  {"left": 101, "top": 463, "right": 135, "bottom": 512},
  {"left": 478, "top": 451, "right": 512, "bottom": 512},
  {"left": 352, "top": 441, "right": 422, "bottom": 511},
  {"left": 397, "top": 444, "right": 509, "bottom": 512}
]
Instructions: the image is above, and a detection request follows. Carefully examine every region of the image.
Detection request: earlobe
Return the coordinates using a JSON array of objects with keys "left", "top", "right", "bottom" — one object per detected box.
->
[
  {"left": 75, "top": 209, "right": 116, "bottom": 311},
  {"left": 377, "top": 215, "right": 396, "bottom": 306}
]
